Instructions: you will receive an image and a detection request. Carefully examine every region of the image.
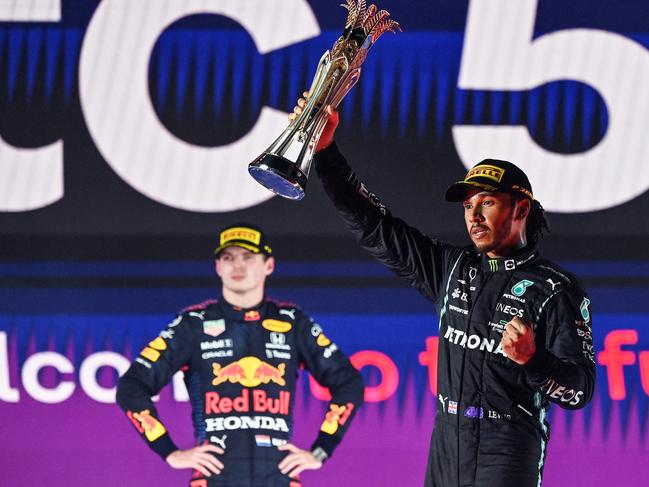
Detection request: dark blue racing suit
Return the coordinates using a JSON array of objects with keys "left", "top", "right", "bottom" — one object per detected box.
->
[{"left": 117, "top": 297, "right": 364, "bottom": 487}]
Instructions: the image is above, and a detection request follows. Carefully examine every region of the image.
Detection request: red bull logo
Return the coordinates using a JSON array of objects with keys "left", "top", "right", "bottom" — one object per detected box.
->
[
  {"left": 205, "top": 389, "right": 290, "bottom": 415},
  {"left": 212, "top": 357, "right": 286, "bottom": 387},
  {"left": 320, "top": 402, "right": 354, "bottom": 435},
  {"left": 244, "top": 310, "right": 261, "bottom": 321},
  {"left": 126, "top": 409, "right": 166, "bottom": 442}
]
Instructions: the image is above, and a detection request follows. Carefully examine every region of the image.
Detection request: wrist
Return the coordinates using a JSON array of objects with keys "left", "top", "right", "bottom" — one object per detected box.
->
[{"left": 311, "top": 446, "right": 329, "bottom": 464}]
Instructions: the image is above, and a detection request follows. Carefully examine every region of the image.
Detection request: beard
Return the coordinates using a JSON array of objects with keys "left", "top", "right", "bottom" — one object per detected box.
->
[{"left": 471, "top": 217, "right": 513, "bottom": 255}]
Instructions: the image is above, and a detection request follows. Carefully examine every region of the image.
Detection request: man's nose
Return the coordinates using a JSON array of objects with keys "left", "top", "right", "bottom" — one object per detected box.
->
[{"left": 468, "top": 208, "right": 484, "bottom": 222}]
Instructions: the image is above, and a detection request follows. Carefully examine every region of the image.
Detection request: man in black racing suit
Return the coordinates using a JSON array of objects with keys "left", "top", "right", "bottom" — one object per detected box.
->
[
  {"left": 305, "top": 105, "right": 595, "bottom": 486},
  {"left": 116, "top": 223, "right": 364, "bottom": 487}
]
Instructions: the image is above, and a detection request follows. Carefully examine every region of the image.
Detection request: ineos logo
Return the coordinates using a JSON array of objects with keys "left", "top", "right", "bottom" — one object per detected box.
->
[{"left": 495, "top": 302, "right": 524, "bottom": 318}]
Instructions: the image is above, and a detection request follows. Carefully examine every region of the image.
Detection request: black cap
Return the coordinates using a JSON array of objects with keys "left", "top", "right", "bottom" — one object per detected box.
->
[
  {"left": 445, "top": 159, "right": 534, "bottom": 202},
  {"left": 214, "top": 223, "right": 273, "bottom": 256}
]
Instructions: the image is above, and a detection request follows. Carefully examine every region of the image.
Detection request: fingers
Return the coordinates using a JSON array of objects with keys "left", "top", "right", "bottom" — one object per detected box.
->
[
  {"left": 200, "top": 443, "right": 224, "bottom": 455},
  {"left": 501, "top": 319, "right": 536, "bottom": 365},
  {"left": 193, "top": 462, "right": 214, "bottom": 478},
  {"left": 509, "top": 317, "right": 531, "bottom": 331},
  {"left": 279, "top": 453, "right": 305, "bottom": 477},
  {"left": 278, "top": 442, "right": 298, "bottom": 453},
  {"left": 502, "top": 327, "right": 517, "bottom": 342},
  {"left": 277, "top": 445, "right": 299, "bottom": 471},
  {"left": 278, "top": 452, "right": 296, "bottom": 473},
  {"left": 190, "top": 451, "right": 223, "bottom": 477},
  {"left": 288, "top": 93, "right": 309, "bottom": 122},
  {"left": 278, "top": 447, "right": 323, "bottom": 478},
  {"left": 166, "top": 445, "right": 224, "bottom": 477},
  {"left": 286, "top": 462, "right": 308, "bottom": 478},
  {"left": 325, "top": 105, "right": 339, "bottom": 121},
  {"left": 510, "top": 320, "right": 530, "bottom": 334},
  {"left": 197, "top": 446, "right": 225, "bottom": 473},
  {"left": 286, "top": 89, "right": 340, "bottom": 151},
  {"left": 288, "top": 98, "right": 305, "bottom": 122},
  {"left": 277, "top": 443, "right": 298, "bottom": 472},
  {"left": 504, "top": 318, "right": 532, "bottom": 338},
  {"left": 288, "top": 108, "right": 301, "bottom": 122}
]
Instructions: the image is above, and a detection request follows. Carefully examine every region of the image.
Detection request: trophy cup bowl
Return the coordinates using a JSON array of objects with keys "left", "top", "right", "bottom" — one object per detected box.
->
[{"left": 248, "top": 0, "right": 400, "bottom": 200}]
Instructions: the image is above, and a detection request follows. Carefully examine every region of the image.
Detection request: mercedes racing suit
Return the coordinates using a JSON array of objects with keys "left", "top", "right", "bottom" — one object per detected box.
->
[
  {"left": 116, "top": 296, "right": 364, "bottom": 487},
  {"left": 314, "top": 143, "right": 595, "bottom": 487}
]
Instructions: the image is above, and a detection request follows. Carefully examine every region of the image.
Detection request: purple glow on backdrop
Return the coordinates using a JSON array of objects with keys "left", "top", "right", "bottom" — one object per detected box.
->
[
  {"left": 1, "top": 311, "right": 647, "bottom": 486},
  {"left": 1, "top": 383, "right": 647, "bottom": 486}
]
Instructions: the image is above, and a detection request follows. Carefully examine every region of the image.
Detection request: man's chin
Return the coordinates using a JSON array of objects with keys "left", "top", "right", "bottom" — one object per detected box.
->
[
  {"left": 472, "top": 240, "right": 494, "bottom": 254},
  {"left": 225, "top": 283, "right": 251, "bottom": 294}
]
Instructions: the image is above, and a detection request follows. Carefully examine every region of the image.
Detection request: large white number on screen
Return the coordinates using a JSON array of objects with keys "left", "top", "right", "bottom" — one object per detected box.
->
[
  {"left": 453, "top": 0, "right": 649, "bottom": 212},
  {"left": 79, "top": 0, "right": 319, "bottom": 212},
  {"left": 0, "top": 1, "right": 63, "bottom": 211}
]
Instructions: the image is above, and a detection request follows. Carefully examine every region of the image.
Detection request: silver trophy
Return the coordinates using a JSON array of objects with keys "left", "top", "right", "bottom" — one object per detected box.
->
[{"left": 248, "top": 0, "right": 400, "bottom": 200}]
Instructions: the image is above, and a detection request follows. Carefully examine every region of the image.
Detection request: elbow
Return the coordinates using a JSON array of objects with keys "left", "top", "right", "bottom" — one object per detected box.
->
[
  {"left": 560, "top": 393, "right": 591, "bottom": 410},
  {"left": 354, "top": 372, "right": 366, "bottom": 408},
  {"left": 115, "top": 373, "right": 144, "bottom": 410},
  {"left": 558, "top": 373, "right": 595, "bottom": 410},
  {"left": 115, "top": 377, "right": 129, "bottom": 409},
  {"left": 562, "top": 390, "right": 593, "bottom": 410},
  {"left": 573, "top": 381, "right": 595, "bottom": 410},
  {"left": 346, "top": 368, "right": 366, "bottom": 408}
]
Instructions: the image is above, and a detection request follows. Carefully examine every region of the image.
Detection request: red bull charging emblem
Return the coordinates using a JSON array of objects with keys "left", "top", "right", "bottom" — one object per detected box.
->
[
  {"left": 212, "top": 356, "right": 286, "bottom": 387},
  {"left": 126, "top": 409, "right": 166, "bottom": 442}
]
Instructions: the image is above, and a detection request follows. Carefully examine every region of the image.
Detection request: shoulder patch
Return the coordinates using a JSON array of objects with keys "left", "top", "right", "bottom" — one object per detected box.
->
[
  {"left": 166, "top": 315, "right": 183, "bottom": 328},
  {"left": 544, "top": 277, "right": 562, "bottom": 292},
  {"left": 267, "top": 297, "right": 299, "bottom": 309},
  {"left": 538, "top": 264, "right": 573, "bottom": 286},
  {"left": 262, "top": 319, "right": 292, "bottom": 333},
  {"left": 181, "top": 299, "right": 217, "bottom": 313}
]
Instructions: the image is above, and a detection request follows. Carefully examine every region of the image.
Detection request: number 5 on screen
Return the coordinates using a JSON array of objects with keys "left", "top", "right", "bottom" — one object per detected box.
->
[{"left": 454, "top": 0, "right": 649, "bottom": 212}]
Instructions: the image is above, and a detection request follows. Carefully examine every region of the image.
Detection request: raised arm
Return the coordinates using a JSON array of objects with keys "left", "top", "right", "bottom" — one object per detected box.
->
[{"left": 315, "top": 132, "right": 460, "bottom": 302}]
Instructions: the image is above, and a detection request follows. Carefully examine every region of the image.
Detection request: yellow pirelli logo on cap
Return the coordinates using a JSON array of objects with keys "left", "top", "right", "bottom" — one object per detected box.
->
[
  {"left": 221, "top": 227, "right": 261, "bottom": 245},
  {"left": 465, "top": 165, "right": 504, "bottom": 183}
]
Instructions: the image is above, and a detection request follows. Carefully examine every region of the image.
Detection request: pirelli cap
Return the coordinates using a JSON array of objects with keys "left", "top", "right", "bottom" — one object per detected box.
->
[
  {"left": 214, "top": 223, "right": 273, "bottom": 256},
  {"left": 445, "top": 159, "right": 534, "bottom": 202}
]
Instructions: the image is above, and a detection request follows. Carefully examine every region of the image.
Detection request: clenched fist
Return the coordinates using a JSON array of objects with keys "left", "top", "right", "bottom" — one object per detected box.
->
[{"left": 501, "top": 317, "right": 536, "bottom": 365}]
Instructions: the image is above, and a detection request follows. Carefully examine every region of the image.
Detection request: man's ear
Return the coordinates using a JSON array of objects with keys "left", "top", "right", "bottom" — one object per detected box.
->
[
  {"left": 214, "top": 259, "right": 222, "bottom": 278},
  {"left": 265, "top": 257, "right": 275, "bottom": 276},
  {"left": 516, "top": 199, "right": 531, "bottom": 220}
]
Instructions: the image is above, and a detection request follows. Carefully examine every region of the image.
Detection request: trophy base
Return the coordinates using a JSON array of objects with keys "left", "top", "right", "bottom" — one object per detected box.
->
[{"left": 248, "top": 153, "right": 307, "bottom": 201}]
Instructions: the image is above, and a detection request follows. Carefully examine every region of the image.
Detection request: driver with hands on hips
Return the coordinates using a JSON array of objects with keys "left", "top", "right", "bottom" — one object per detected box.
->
[{"left": 116, "top": 223, "right": 364, "bottom": 486}]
